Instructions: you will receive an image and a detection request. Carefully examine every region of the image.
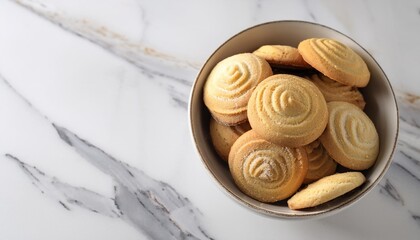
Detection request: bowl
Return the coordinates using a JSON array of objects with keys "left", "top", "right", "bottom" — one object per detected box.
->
[{"left": 189, "top": 21, "right": 399, "bottom": 219}]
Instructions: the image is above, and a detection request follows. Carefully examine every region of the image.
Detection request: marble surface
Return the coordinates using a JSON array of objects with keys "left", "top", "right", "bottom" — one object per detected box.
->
[{"left": 0, "top": 0, "right": 419, "bottom": 239}]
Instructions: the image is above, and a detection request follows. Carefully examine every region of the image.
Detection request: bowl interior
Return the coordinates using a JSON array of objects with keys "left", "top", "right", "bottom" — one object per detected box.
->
[{"left": 189, "top": 21, "right": 398, "bottom": 218}]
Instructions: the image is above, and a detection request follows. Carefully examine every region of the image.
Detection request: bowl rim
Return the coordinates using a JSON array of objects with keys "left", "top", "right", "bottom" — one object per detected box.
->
[{"left": 188, "top": 20, "right": 399, "bottom": 219}]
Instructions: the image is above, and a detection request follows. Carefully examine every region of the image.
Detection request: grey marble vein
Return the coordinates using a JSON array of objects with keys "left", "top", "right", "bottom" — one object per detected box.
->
[
  {"left": 6, "top": 124, "right": 214, "bottom": 240},
  {"left": 379, "top": 178, "right": 404, "bottom": 205},
  {"left": 255, "top": 0, "right": 262, "bottom": 9},
  {"left": 53, "top": 124, "right": 193, "bottom": 212},
  {"left": 398, "top": 132, "right": 420, "bottom": 165},
  {"left": 169, "top": 85, "right": 188, "bottom": 109},
  {"left": 251, "top": 0, "right": 263, "bottom": 21},
  {"left": 13, "top": 0, "right": 196, "bottom": 82},
  {"left": 396, "top": 153, "right": 420, "bottom": 181},
  {"left": 1, "top": 70, "right": 213, "bottom": 239},
  {"left": 410, "top": 212, "right": 420, "bottom": 227},
  {"left": 76, "top": 124, "right": 214, "bottom": 239},
  {"left": 400, "top": 150, "right": 420, "bottom": 167},
  {"left": 115, "top": 185, "right": 209, "bottom": 240},
  {"left": 394, "top": 98, "right": 420, "bottom": 185},
  {"left": 302, "top": 0, "right": 317, "bottom": 21},
  {"left": 12, "top": 0, "right": 195, "bottom": 110},
  {"left": 5, "top": 154, "right": 121, "bottom": 217},
  {"left": 0, "top": 73, "right": 51, "bottom": 121},
  {"left": 393, "top": 162, "right": 420, "bottom": 183}
]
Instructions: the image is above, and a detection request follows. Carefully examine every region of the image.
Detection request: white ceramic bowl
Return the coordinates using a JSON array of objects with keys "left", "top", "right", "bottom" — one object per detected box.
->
[{"left": 189, "top": 21, "right": 399, "bottom": 219}]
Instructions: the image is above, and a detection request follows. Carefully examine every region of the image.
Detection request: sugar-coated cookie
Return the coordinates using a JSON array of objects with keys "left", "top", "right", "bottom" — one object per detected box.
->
[
  {"left": 306, "top": 73, "right": 366, "bottom": 109},
  {"left": 253, "top": 45, "right": 312, "bottom": 69},
  {"left": 320, "top": 101, "right": 379, "bottom": 170},
  {"left": 298, "top": 38, "right": 370, "bottom": 87},
  {"left": 288, "top": 172, "right": 365, "bottom": 210},
  {"left": 203, "top": 53, "right": 273, "bottom": 125},
  {"left": 247, "top": 74, "right": 328, "bottom": 147},
  {"left": 303, "top": 140, "right": 337, "bottom": 184},
  {"left": 209, "top": 118, "right": 251, "bottom": 161},
  {"left": 229, "top": 130, "right": 308, "bottom": 202}
]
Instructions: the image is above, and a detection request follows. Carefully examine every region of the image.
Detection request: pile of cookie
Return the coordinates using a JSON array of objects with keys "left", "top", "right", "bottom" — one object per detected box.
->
[{"left": 203, "top": 38, "right": 379, "bottom": 210}]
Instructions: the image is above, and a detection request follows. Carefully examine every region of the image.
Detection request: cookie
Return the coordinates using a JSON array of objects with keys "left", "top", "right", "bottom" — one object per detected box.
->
[
  {"left": 209, "top": 118, "right": 251, "bottom": 162},
  {"left": 247, "top": 74, "right": 328, "bottom": 147},
  {"left": 319, "top": 101, "right": 379, "bottom": 170},
  {"left": 298, "top": 38, "right": 370, "bottom": 87},
  {"left": 252, "top": 45, "right": 312, "bottom": 69},
  {"left": 303, "top": 140, "right": 337, "bottom": 184},
  {"left": 287, "top": 172, "right": 365, "bottom": 210},
  {"left": 229, "top": 130, "right": 308, "bottom": 203},
  {"left": 203, "top": 53, "right": 273, "bottom": 125},
  {"left": 306, "top": 73, "right": 366, "bottom": 109}
]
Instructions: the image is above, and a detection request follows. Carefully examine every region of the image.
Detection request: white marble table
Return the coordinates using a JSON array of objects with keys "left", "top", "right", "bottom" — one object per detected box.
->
[{"left": 1, "top": 0, "right": 419, "bottom": 239}]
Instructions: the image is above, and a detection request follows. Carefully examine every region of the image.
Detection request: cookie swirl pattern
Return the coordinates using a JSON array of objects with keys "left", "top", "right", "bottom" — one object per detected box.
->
[
  {"left": 229, "top": 130, "right": 308, "bottom": 202},
  {"left": 252, "top": 45, "right": 312, "bottom": 69},
  {"left": 306, "top": 73, "right": 366, "bottom": 109},
  {"left": 303, "top": 140, "right": 337, "bottom": 184},
  {"left": 320, "top": 101, "right": 379, "bottom": 170},
  {"left": 248, "top": 74, "right": 328, "bottom": 147},
  {"left": 298, "top": 38, "right": 370, "bottom": 87},
  {"left": 204, "top": 53, "right": 272, "bottom": 125},
  {"left": 209, "top": 118, "right": 251, "bottom": 162}
]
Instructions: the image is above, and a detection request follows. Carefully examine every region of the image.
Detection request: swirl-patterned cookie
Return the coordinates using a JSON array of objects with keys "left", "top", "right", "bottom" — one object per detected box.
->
[
  {"left": 320, "top": 101, "right": 379, "bottom": 170},
  {"left": 298, "top": 38, "right": 370, "bottom": 87},
  {"left": 229, "top": 130, "right": 308, "bottom": 202},
  {"left": 209, "top": 118, "right": 251, "bottom": 162},
  {"left": 306, "top": 73, "right": 366, "bottom": 109},
  {"left": 252, "top": 45, "right": 312, "bottom": 69},
  {"left": 303, "top": 140, "right": 337, "bottom": 184},
  {"left": 288, "top": 172, "right": 366, "bottom": 210},
  {"left": 247, "top": 74, "right": 328, "bottom": 147},
  {"left": 203, "top": 53, "right": 273, "bottom": 125}
]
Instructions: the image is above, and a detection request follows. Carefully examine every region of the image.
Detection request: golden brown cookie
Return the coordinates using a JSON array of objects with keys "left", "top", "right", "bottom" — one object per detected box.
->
[
  {"left": 203, "top": 53, "right": 273, "bottom": 125},
  {"left": 306, "top": 73, "right": 366, "bottom": 109},
  {"left": 319, "top": 101, "right": 379, "bottom": 170},
  {"left": 209, "top": 118, "right": 251, "bottom": 162},
  {"left": 252, "top": 45, "right": 312, "bottom": 69},
  {"left": 298, "top": 38, "right": 370, "bottom": 87},
  {"left": 287, "top": 172, "right": 365, "bottom": 210},
  {"left": 303, "top": 140, "right": 337, "bottom": 184},
  {"left": 247, "top": 74, "right": 328, "bottom": 147},
  {"left": 229, "top": 130, "right": 308, "bottom": 203}
]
